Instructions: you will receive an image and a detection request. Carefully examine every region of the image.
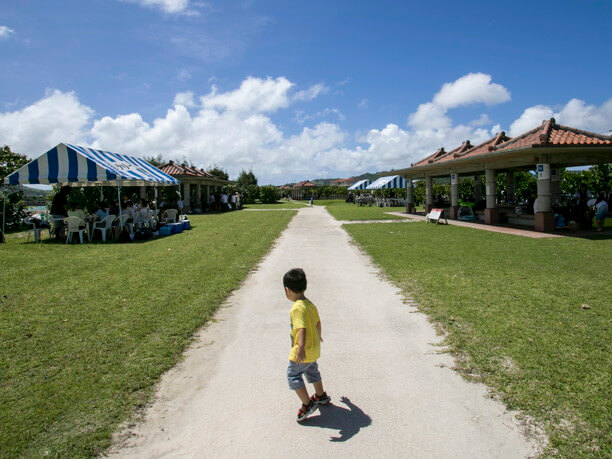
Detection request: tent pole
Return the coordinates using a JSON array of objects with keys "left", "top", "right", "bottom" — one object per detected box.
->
[
  {"left": 1, "top": 188, "right": 6, "bottom": 243},
  {"left": 117, "top": 184, "right": 121, "bottom": 214}
]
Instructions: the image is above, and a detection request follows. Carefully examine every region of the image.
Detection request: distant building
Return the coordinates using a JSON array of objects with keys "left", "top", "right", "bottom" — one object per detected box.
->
[
  {"left": 330, "top": 178, "right": 356, "bottom": 187},
  {"left": 290, "top": 180, "right": 316, "bottom": 200}
]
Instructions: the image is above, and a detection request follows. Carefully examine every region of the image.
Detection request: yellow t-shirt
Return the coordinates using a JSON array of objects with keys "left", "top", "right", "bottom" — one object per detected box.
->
[{"left": 289, "top": 299, "right": 321, "bottom": 363}]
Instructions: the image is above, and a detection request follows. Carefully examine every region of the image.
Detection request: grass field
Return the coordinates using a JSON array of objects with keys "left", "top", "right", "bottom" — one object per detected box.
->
[
  {"left": 0, "top": 211, "right": 295, "bottom": 457},
  {"left": 345, "top": 221, "right": 611, "bottom": 456},
  {"left": 243, "top": 200, "right": 306, "bottom": 209},
  {"left": 315, "top": 199, "right": 408, "bottom": 221}
]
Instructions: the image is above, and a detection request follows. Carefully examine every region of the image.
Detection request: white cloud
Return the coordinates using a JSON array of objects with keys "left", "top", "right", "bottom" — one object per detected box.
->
[
  {"left": 0, "top": 26, "right": 15, "bottom": 39},
  {"left": 358, "top": 98, "right": 368, "bottom": 109},
  {"left": 292, "top": 83, "right": 329, "bottom": 102},
  {"left": 508, "top": 98, "right": 612, "bottom": 137},
  {"left": 201, "top": 77, "right": 294, "bottom": 113},
  {"left": 508, "top": 105, "right": 554, "bottom": 137},
  {"left": 408, "top": 73, "right": 508, "bottom": 133},
  {"left": 433, "top": 73, "right": 511, "bottom": 109},
  {"left": 173, "top": 91, "right": 196, "bottom": 108},
  {"left": 408, "top": 102, "right": 451, "bottom": 130},
  {"left": 120, "top": 0, "right": 195, "bottom": 14},
  {"left": 470, "top": 113, "right": 492, "bottom": 126},
  {"left": 0, "top": 90, "right": 93, "bottom": 156}
]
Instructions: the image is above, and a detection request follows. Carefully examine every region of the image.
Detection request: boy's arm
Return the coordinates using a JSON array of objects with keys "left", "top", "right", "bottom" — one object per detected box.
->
[
  {"left": 296, "top": 328, "right": 306, "bottom": 363},
  {"left": 317, "top": 321, "right": 323, "bottom": 342}
]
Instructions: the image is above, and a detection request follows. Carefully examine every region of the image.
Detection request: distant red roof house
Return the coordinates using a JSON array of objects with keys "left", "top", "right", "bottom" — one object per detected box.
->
[
  {"left": 293, "top": 180, "right": 317, "bottom": 188},
  {"left": 330, "top": 178, "right": 355, "bottom": 186},
  {"left": 279, "top": 185, "right": 292, "bottom": 190}
]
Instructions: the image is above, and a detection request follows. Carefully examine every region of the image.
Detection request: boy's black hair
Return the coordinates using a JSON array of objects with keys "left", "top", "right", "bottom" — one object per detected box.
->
[{"left": 283, "top": 268, "right": 307, "bottom": 293}]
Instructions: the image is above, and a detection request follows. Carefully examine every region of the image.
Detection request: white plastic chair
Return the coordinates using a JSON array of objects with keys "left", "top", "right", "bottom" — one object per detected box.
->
[
  {"left": 64, "top": 216, "right": 89, "bottom": 244},
  {"left": 117, "top": 214, "right": 134, "bottom": 233},
  {"left": 162, "top": 209, "right": 178, "bottom": 224},
  {"left": 93, "top": 215, "right": 116, "bottom": 242}
]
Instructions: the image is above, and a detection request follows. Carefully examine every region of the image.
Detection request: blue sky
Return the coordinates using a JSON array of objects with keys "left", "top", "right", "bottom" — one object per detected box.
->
[{"left": 1, "top": 0, "right": 610, "bottom": 184}]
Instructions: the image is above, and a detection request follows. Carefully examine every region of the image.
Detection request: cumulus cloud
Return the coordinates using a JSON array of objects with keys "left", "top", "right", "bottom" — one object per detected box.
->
[
  {"left": 408, "top": 73, "right": 508, "bottom": 133},
  {"left": 509, "top": 98, "right": 612, "bottom": 136},
  {"left": 0, "top": 26, "right": 15, "bottom": 39},
  {"left": 433, "top": 73, "right": 511, "bottom": 108},
  {"left": 119, "top": 0, "right": 195, "bottom": 14},
  {"left": 0, "top": 89, "right": 93, "bottom": 156},
  {"left": 201, "top": 77, "right": 294, "bottom": 113}
]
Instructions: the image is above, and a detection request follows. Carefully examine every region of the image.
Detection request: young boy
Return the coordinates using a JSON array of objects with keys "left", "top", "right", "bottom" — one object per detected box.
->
[{"left": 283, "top": 268, "right": 331, "bottom": 422}]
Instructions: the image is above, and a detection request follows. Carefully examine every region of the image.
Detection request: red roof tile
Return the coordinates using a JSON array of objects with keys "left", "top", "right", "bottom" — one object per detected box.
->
[
  {"left": 293, "top": 180, "right": 316, "bottom": 188},
  {"left": 159, "top": 161, "right": 217, "bottom": 179}
]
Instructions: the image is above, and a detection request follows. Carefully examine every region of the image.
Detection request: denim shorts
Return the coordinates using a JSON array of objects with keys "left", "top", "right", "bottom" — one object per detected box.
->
[{"left": 287, "top": 360, "right": 321, "bottom": 390}]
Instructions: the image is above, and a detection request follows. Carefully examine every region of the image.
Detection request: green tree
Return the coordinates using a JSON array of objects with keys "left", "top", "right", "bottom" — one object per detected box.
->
[
  {"left": 1, "top": 145, "right": 31, "bottom": 241},
  {"left": 237, "top": 169, "right": 257, "bottom": 188},
  {"left": 259, "top": 185, "right": 279, "bottom": 204},
  {"left": 208, "top": 166, "right": 229, "bottom": 181}
]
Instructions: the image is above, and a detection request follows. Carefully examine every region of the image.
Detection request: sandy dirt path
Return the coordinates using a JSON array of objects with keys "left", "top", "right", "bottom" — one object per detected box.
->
[{"left": 109, "top": 206, "right": 541, "bottom": 458}]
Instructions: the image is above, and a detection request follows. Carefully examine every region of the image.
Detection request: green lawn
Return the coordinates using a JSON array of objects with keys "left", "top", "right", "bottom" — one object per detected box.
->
[
  {"left": 243, "top": 200, "right": 306, "bottom": 209},
  {"left": 0, "top": 211, "right": 295, "bottom": 457},
  {"left": 315, "top": 199, "right": 409, "bottom": 221},
  {"left": 345, "top": 222, "right": 611, "bottom": 457}
]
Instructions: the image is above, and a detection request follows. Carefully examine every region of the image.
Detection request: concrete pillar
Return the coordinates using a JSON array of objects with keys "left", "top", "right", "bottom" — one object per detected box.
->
[
  {"left": 535, "top": 163, "right": 554, "bottom": 232},
  {"left": 484, "top": 169, "right": 498, "bottom": 224},
  {"left": 406, "top": 178, "right": 414, "bottom": 213},
  {"left": 450, "top": 173, "right": 459, "bottom": 219},
  {"left": 506, "top": 172, "right": 515, "bottom": 204},
  {"left": 474, "top": 175, "right": 482, "bottom": 202},
  {"left": 139, "top": 186, "right": 146, "bottom": 200},
  {"left": 196, "top": 183, "right": 202, "bottom": 209},
  {"left": 550, "top": 167, "right": 562, "bottom": 204},
  {"left": 425, "top": 176, "right": 433, "bottom": 212},
  {"left": 183, "top": 181, "right": 191, "bottom": 211}
]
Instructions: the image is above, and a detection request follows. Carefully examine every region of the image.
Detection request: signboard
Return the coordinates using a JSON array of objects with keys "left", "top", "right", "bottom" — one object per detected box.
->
[
  {"left": 450, "top": 173, "right": 458, "bottom": 185},
  {"left": 429, "top": 208, "right": 443, "bottom": 221},
  {"left": 537, "top": 163, "right": 550, "bottom": 180}
]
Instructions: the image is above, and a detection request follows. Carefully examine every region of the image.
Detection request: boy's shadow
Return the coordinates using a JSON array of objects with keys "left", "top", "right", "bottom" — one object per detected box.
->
[{"left": 304, "top": 396, "right": 372, "bottom": 442}]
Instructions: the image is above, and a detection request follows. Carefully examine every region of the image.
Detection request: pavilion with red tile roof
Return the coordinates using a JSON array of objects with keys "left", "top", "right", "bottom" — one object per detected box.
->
[
  {"left": 396, "top": 118, "right": 612, "bottom": 232},
  {"left": 158, "top": 161, "right": 232, "bottom": 212},
  {"left": 289, "top": 180, "right": 317, "bottom": 200}
]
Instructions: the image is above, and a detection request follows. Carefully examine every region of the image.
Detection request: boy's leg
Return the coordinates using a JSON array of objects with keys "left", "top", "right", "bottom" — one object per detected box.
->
[
  {"left": 294, "top": 386, "right": 310, "bottom": 405},
  {"left": 313, "top": 380, "right": 325, "bottom": 396}
]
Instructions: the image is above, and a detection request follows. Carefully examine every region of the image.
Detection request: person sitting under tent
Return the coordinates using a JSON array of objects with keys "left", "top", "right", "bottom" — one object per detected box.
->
[
  {"left": 67, "top": 203, "right": 86, "bottom": 221},
  {"left": 95, "top": 202, "right": 109, "bottom": 221}
]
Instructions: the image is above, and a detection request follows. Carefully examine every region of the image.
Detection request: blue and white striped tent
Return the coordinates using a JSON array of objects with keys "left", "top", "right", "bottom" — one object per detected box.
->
[
  {"left": 366, "top": 175, "right": 406, "bottom": 190},
  {"left": 4, "top": 143, "right": 179, "bottom": 187},
  {"left": 347, "top": 179, "right": 370, "bottom": 190}
]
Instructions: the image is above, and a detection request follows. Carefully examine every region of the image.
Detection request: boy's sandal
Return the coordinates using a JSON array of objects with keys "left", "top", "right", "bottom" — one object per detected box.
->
[
  {"left": 310, "top": 392, "right": 331, "bottom": 405},
  {"left": 297, "top": 400, "right": 317, "bottom": 422}
]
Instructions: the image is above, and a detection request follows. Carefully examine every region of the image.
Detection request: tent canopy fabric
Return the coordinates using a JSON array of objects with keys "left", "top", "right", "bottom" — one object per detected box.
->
[
  {"left": 366, "top": 175, "right": 406, "bottom": 190},
  {"left": 347, "top": 179, "right": 370, "bottom": 190},
  {"left": 4, "top": 143, "right": 179, "bottom": 187}
]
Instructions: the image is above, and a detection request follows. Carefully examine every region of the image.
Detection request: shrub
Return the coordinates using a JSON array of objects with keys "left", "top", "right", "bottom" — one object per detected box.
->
[{"left": 259, "top": 185, "right": 279, "bottom": 204}]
